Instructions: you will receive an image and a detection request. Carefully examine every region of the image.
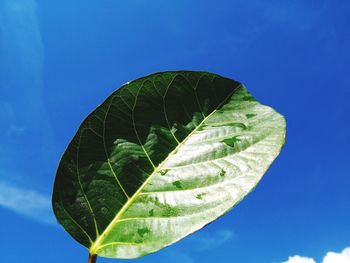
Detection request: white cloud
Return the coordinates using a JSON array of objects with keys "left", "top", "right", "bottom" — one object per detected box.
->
[
  {"left": 0, "top": 181, "right": 54, "bottom": 224},
  {"left": 282, "top": 247, "right": 350, "bottom": 263},
  {"left": 282, "top": 255, "right": 316, "bottom": 263},
  {"left": 323, "top": 247, "right": 350, "bottom": 263}
]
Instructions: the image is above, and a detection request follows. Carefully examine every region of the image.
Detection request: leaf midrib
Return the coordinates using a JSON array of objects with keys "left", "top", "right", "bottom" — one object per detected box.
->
[{"left": 89, "top": 85, "right": 239, "bottom": 254}]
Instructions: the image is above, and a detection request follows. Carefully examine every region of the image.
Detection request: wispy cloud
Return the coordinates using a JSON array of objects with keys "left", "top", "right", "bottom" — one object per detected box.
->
[
  {"left": 185, "top": 229, "right": 235, "bottom": 252},
  {"left": 0, "top": 1, "right": 58, "bottom": 231},
  {"left": 163, "top": 250, "right": 194, "bottom": 263},
  {"left": 0, "top": 181, "right": 54, "bottom": 224},
  {"left": 259, "top": 1, "right": 329, "bottom": 31},
  {"left": 162, "top": 228, "right": 235, "bottom": 263},
  {"left": 282, "top": 246, "right": 350, "bottom": 263},
  {"left": 0, "top": 0, "right": 57, "bottom": 185}
]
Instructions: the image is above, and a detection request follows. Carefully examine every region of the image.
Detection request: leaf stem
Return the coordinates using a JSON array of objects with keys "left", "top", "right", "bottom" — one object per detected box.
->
[{"left": 88, "top": 254, "right": 97, "bottom": 263}]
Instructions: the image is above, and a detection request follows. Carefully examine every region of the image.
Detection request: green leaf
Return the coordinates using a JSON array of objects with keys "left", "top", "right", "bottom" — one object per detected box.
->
[{"left": 52, "top": 71, "right": 285, "bottom": 259}]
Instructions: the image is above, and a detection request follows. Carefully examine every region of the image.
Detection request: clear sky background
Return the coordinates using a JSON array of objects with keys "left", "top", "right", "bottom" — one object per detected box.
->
[{"left": 0, "top": 1, "right": 349, "bottom": 263}]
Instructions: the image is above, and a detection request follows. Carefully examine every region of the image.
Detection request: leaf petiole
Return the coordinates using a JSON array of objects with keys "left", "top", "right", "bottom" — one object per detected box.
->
[{"left": 88, "top": 254, "right": 97, "bottom": 263}]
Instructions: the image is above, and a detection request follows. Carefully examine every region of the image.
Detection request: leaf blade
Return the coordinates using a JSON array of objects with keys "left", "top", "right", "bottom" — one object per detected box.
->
[{"left": 52, "top": 71, "right": 285, "bottom": 259}]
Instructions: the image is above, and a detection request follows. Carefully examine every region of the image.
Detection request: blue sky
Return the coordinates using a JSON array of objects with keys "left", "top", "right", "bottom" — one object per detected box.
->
[{"left": 0, "top": 0, "right": 349, "bottom": 262}]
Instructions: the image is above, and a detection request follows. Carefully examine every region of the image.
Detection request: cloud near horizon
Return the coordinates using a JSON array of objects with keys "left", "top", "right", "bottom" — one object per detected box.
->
[
  {"left": 282, "top": 255, "right": 316, "bottom": 263},
  {"left": 282, "top": 247, "right": 350, "bottom": 263}
]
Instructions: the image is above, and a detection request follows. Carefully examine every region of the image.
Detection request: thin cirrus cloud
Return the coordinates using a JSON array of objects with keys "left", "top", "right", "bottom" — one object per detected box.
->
[
  {"left": 161, "top": 228, "right": 235, "bottom": 263},
  {"left": 282, "top": 247, "right": 350, "bottom": 263},
  {"left": 186, "top": 228, "right": 235, "bottom": 252},
  {"left": 0, "top": 181, "right": 55, "bottom": 224},
  {"left": 0, "top": 0, "right": 58, "bottom": 228},
  {"left": 0, "top": 0, "right": 57, "bottom": 184}
]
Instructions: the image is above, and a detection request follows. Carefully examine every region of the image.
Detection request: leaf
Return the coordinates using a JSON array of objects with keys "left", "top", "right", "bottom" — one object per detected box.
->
[{"left": 52, "top": 71, "right": 285, "bottom": 259}]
